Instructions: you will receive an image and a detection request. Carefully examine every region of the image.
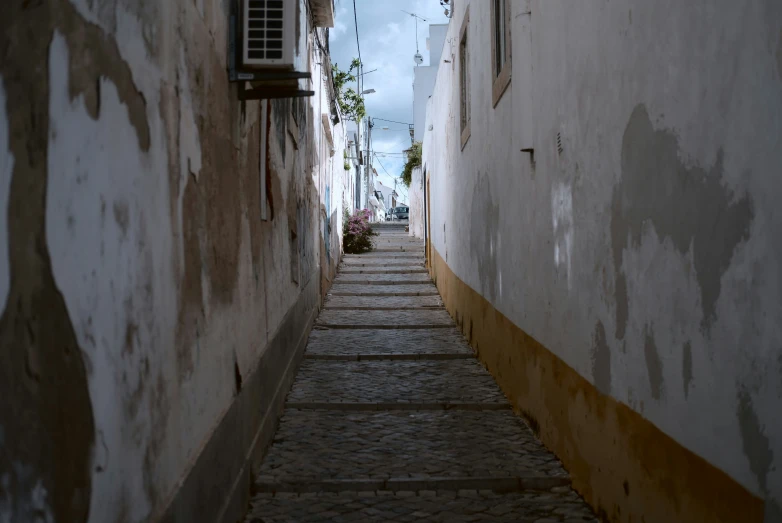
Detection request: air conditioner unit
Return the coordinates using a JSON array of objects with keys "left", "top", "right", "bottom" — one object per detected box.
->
[{"left": 242, "top": 0, "right": 295, "bottom": 68}]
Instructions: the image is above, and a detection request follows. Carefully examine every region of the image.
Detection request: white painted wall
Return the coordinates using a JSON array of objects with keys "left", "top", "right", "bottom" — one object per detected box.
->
[
  {"left": 408, "top": 166, "right": 424, "bottom": 238},
  {"left": 376, "top": 180, "right": 398, "bottom": 212},
  {"left": 428, "top": 24, "right": 448, "bottom": 65},
  {"left": 423, "top": 0, "right": 782, "bottom": 517},
  {"left": 413, "top": 24, "right": 450, "bottom": 143}
]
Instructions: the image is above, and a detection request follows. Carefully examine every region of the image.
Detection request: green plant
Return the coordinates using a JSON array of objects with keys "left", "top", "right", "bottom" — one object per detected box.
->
[
  {"left": 401, "top": 141, "right": 422, "bottom": 187},
  {"left": 332, "top": 58, "right": 366, "bottom": 122},
  {"left": 344, "top": 161, "right": 350, "bottom": 171},
  {"left": 343, "top": 208, "right": 377, "bottom": 254}
]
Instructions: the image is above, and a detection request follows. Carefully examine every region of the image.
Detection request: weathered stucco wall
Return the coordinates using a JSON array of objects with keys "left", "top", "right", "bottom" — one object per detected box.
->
[
  {"left": 0, "top": 1, "right": 347, "bottom": 522},
  {"left": 423, "top": 0, "right": 782, "bottom": 521},
  {"left": 409, "top": 166, "right": 425, "bottom": 239}
]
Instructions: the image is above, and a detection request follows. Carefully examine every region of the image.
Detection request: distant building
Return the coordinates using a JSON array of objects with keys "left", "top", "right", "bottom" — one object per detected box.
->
[
  {"left": 375, "top": 180, "right": 399, "bottom": 217},
  {"left": 413, "top": 24, "right": 448, "bottom": 143}
]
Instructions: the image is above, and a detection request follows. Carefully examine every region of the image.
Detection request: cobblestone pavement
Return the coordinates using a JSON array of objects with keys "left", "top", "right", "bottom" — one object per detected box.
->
[
  {"left": 316, "top": 309, "right": 454, "bottom": 328},
  {"left": 287, "top": 360, "right": 508, "bottom": 404},
  {"left": 338, "top": 267, "right": 429, "bottom": 274},
  {"left": 246, "top": 226, "right": 598, "bottom": 522},
  {"left": 323, "top": 295, "right": 443, "bottom": 309},
  {"left": 341, "top": 257, "right": 424, "bottom": 265},
  {"left": 305, "top": 329, "right": 472, "bottom": 356},
  {"left": 335, "top": 273, "right": 433, "bottom": 283},
  {"left": 330, "top": 283, "right": 439, "bottom": 296}
]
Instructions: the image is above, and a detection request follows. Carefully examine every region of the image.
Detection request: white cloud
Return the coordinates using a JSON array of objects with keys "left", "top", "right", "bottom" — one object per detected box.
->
[
  {"left": 330, "top": 8, "right": 349, "bottom": 42},
  {"left": 329, "top": 0, "right": 448, "bottom": 191},
  {"left": 329, "top": 0, "right": 448, "bottom": 203}
]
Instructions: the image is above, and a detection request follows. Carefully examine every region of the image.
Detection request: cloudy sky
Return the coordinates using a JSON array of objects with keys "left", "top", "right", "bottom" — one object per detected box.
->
[{"left": 329, "top": 0, "right": 450, "bottom": 204}]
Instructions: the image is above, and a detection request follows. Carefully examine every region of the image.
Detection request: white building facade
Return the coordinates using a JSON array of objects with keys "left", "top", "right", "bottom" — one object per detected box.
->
[{"left": 422, "top": 1, "right": 782, "bottom": 522}]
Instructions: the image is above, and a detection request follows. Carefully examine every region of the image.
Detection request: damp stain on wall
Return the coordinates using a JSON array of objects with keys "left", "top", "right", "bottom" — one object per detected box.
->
[
  {"left": 469, "top": 172, "right": 500, "bottom": 301},
  {"left": 612, "top": 104, "right": 754, "bottom": 339}
]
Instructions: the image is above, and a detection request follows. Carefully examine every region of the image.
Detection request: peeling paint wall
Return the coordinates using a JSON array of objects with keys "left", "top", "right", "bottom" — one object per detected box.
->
[
  {"left": 409, "top": 166, "right": 425, "bottom": 239},
  {"left": 423, "top": 0, "right": 782, "bottom": 520},
  {"left": 0, "top": 1, "right": 347, "bottom": 521}
]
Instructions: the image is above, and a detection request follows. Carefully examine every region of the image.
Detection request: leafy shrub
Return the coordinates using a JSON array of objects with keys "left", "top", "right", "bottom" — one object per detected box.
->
[
  {"left": 332, "top": 58, "right": 366, "bottom": 122},
  {"left": 343, "top": 208, "right": 377, "bottom": 254},
  {"left": 401, "top": 141, "right": 421, "bottom": 187}
]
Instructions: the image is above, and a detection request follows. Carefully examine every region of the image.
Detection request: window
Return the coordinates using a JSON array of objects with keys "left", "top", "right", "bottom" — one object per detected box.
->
[
  {"left": 490, "top": 0, "right": 511, "bottom": 106},
  {"left": 459, "top": 7, "right": 471, "bottom": 149}
]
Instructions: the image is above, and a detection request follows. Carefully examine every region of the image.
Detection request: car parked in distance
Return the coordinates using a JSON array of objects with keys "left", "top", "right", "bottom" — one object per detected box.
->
[{"left": 391, "top": 206, "right": 409, "bottom": 220}]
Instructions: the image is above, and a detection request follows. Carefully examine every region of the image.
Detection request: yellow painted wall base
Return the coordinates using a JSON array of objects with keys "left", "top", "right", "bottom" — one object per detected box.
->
[{"left": 428, "top": 247, "right": 763, "bottom": 523}]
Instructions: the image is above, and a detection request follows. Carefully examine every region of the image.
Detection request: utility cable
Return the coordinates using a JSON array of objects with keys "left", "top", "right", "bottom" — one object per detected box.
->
[{"left": 352, "top": 0, "right": 362, "bottom": 66}]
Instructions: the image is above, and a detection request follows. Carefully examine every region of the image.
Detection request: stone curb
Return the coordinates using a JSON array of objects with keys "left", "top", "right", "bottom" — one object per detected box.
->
[
  {"left": 304, "top": 353, "right": 473, "bottom": 361},
  {"left": 254, "top": 475, "right": 571, "bottom": 494},
  {"left": 314, "top": 324, "right": 454, "bottom": 330},
  {"left": 284, "top": 402, "right": 511, "bottom": 411}
]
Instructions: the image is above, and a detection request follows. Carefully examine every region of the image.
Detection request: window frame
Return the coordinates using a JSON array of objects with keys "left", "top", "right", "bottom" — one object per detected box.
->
[
  {"left": 459, "top": 7, "right": 471, "bottom": 149},
  {"left": 490, "top": 0, "right": 512, "bottom": 107}
]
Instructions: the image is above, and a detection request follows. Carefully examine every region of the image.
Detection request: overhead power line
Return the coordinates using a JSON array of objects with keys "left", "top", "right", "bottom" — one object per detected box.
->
[
  {"left": 352, "top": 0, "right": 362, "bottom": 65},
  {"left": 371, "top": 117, "right": 413, "bottom": 126}
]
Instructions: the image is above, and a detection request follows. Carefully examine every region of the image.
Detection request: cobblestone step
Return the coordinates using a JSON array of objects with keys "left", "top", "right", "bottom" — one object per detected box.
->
[
  {"left": 374, "top": 249, "right": 425, "bottom": 254},
  {"left": 333, "top": 279, "right": 432, "bottom": 286},
  {"left": 342, "top": 258, "right": 424, "bottom": 266},
  {"left": 304, "top": 329, "right": 474, "bottom": 357},
  {"left": 253, "top": 476, "right": 570, "bottom": 494},
  {"left": 305, "top": 353, "right": 472, "bottom": 361},
  {"left": 338, "top": 267, "right": 429, "bottom": 274},
  {"left": 285, "top": 402, "right": 512, "bottom": 411},
  {"left": 329, "top": 283, "right": 440, "bottom": 296},
  {"left": 244, "top": 241, "right": 598, "bottom": 522},
  {"left": 345, "top": 252, "right": 424, "bottom": 258},
  {"left": 335, "top": 273, "right": 432, "bottom": 283},
  {"left": 257, "top": 410, "right": 569, "bottom": 483},
  {"left": 316, "top": 309, "right": 454, "bottom": 328},
  {"left": 325, "top": 295, "right": 443, "bottom": 309},
  {"left": 247, "top": 488, "right": 598, "bottom": 523},
  {"left": 287, "top": 360, "right": 508, "bottom": 405}
]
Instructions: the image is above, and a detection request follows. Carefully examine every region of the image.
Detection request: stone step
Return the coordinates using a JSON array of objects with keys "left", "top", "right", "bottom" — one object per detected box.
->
[
  {"left": 332, "top": 280, "right": 432, "bottom": 286},
  {"left": 329, "top": 283, "right": 439, "bottom": 296},
  {"left": 305, "top": 353, "right": 470, "bottom": 361},
  {"left": 256, "top": 410, "right": 569, "bottom": 484},
  {"left": 341, "top": 258, "right": 424, "bottom": 266},
  {"left": 246, "top": 486, "right": 598, "bottom": 522},
  {"left": 316, "top": 309, "right": 453, "bottom": 328},
  {"left": 286, "top": 359, "right": 508, "bottom": 405},
  {"left": 338, "top": 267, "right": 428, "bottom": 274},
  {"left": 372, "top": 248, "right": 425, "bottom": 253},
  {"left": 335, "top": 273, "right": 431, "bottom": 284},
  {"left": 304, "top": 329, "right": 474, "bottom": 357},
  {"left": 324, "top": 295, "right": 443, "bottom": 309},
  {"left": 285, "top": 402, "right": 511, "bottom": 411},
  {"left": 344, "top": 252, "right": 424, "bottom": 258}
]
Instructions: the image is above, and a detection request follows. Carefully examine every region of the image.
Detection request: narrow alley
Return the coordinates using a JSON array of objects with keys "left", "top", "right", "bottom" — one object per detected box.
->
[
  {"left": 3, "top": 0, "right": 781, "bottom": 521},
  {"left": 244, "top": 223, "right": 598, "bottom": 522}
]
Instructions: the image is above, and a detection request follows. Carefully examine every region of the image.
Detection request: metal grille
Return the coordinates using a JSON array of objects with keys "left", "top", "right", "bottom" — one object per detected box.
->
[{"left": 246, "top": 0, "right": 285, "bottom": 61}]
